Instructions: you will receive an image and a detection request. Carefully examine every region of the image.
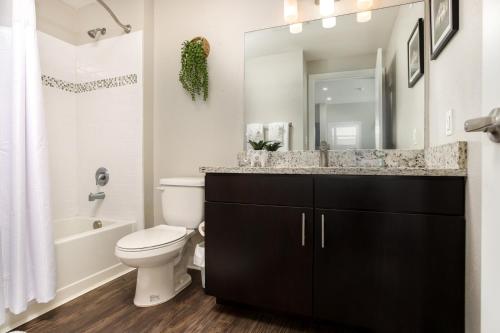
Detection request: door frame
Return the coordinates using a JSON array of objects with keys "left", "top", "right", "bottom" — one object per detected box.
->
[{"left": 308, "top": 69, "right": 375, "bottom": 150}]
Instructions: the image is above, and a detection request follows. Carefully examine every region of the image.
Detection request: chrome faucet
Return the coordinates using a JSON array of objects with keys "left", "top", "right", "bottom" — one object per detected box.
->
[
  {"left": 88, "top": 191, "right": 105, "bottom": 201},
  {"left": 319, "top": 141, "right": 329, "bottom": 167}
]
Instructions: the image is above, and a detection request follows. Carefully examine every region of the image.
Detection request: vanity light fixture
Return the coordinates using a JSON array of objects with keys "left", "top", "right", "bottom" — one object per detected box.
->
[
  {"left": 322, "top": 17, "right": 337, "bottom": 28},
  {"left": 326, "top": 97, "right": 332, "bottom": 101},
  {"left": 289, "top": 22, "right": 303, "bottom": 34},
  {"left": 319, "top": 0, "right": 335, "bottom": 16},
  {"left": 357, "top": 10, "right": 372, "bottom": 23},
  {"left": 284, "top": 0, "right": 299, "bottom": 23},
  {"left": 356, "top": 0, "right": 373, "bottom": 10},
  {"left": 322, "top": 87, "right": 329, "bottom": 91}
]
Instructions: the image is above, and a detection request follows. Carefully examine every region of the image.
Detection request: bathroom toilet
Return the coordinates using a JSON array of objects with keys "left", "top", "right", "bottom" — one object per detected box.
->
[{"left": 115, "top": 177, "right": 204, "bottom": 307}]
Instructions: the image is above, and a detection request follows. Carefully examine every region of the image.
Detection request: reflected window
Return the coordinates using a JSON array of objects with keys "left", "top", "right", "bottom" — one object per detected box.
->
[{"left": 328, "top": 122, "right": 361, "bottom": 149}]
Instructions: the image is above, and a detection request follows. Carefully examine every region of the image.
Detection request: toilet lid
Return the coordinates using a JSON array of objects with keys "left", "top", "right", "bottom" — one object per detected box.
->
[{"left": 117, "top": 225, "right": 187, "bottom": 251}]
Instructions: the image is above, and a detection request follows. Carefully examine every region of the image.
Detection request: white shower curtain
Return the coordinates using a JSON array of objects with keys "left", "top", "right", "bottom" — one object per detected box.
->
[{"left": 0, "top": 0, "right": 56, "bottom": 324}]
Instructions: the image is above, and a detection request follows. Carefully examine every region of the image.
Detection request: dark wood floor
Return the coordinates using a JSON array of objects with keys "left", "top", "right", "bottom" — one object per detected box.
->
[{"left": 15, "top": 270, "right": 364, "bottom": 333}]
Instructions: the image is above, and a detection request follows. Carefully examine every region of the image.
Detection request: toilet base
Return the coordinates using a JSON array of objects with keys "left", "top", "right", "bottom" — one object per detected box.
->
[{"left": 133, "top": 265, "right": 192, "bottom": 307}]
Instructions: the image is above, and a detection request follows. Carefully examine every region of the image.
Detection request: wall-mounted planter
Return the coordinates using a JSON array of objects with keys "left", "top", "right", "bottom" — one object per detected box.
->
[{"left": 179, "top": 36, "right": 210, "bottom": 101}]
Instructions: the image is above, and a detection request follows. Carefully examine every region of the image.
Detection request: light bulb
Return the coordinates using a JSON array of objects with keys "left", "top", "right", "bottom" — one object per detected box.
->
[
  {"left": 289, "top": 22, "right": 303, "bottom": 34},
  {"left": 357, "top": 11, "right": 372, "bottom": 23},
  {"left": 320, "top": 0, "right": 335, "bottom": 17},
  {"left": 322, "top": 17, "right": 337, "bottom": 29},
  {"left": 356, "top": 0, "right": 373, "bottom": 10},
  {"left": 284, "top": 0, "right": 298, "bottom": 23}
]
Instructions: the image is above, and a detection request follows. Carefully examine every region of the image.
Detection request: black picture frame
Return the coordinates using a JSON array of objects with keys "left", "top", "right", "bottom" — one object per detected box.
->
[
  {"left": 407, "top": 18, "right": 424, "bottom": 88},
  {"left": 430, "top": 0, "right": 459, "bottom": 60}
]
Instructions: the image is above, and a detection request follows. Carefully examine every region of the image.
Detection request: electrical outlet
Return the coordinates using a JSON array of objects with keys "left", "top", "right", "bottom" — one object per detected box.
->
[{"left": 446, "top": 109, "right": 454, "bottom": 136}]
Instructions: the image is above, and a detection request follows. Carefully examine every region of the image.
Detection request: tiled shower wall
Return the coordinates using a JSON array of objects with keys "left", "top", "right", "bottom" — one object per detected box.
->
[{"left": 38, "top": 31, "right": 144, "bottom": 227}]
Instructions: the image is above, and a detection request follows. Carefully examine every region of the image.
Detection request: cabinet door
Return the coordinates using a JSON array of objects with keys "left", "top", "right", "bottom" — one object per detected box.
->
[
  {"left": 205, "top": 202, "right": 313, "bottom": 316},
  {"left": 314, "top": 209, "right": 465, "bottom": 333}
]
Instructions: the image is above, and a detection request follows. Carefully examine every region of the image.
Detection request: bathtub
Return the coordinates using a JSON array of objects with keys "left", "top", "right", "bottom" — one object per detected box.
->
[
  {"left": 54, "top": 217, "right": 136, "bottom": 288},
  {"left": 2, "top": 217, "right": 136, "bottom": 332}
]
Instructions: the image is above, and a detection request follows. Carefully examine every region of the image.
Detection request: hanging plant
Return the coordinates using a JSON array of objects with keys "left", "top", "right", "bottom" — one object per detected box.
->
[{"left": 179, "top": 37, "right": 210, "bottom": 101}]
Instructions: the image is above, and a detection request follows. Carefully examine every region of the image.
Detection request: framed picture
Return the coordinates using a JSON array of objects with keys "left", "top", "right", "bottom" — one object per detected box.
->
[
  {"left": 407, "top": 18, "right": 424, "bottom": 88},
  {"left": 430, "top": 0, "right": 459, "bottom": 60}
]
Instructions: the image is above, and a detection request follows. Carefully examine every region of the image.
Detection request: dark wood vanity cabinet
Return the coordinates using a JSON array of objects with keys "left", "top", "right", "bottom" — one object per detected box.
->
[{"left": 205, "top": 173, "right": 466, "bottom": 333}]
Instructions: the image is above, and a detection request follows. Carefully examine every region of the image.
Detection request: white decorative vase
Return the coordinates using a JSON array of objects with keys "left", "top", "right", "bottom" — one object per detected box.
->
[{"left": 248, "top": 150, "right": 268, "bottom": 167}]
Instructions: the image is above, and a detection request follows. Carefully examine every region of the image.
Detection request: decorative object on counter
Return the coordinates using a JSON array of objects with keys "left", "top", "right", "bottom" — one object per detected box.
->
[
  {"left": 179, "top": 37, "right": 210, "bottom": 101},
  {"left": 320, "top": 141, "right": 329, "bottom": 167},
  {"left": 248, "top": 140, "right": 270, "bottom": 150},
  {"left": 264, "top": 141, "right": 283, "bottom": 152},
  {"left": 248, "top": 140, "right": 270, "bottom": 167},
  {"left": 430, "top": 0, "right": 459, "bottom": 60},
  {"left": 408, "top": 18, "right": 424, "bottom": 88}
]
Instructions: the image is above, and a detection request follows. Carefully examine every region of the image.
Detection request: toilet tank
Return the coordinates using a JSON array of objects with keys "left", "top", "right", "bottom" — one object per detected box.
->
[{"left": 159, "top": 177, "right": 205, "bottom": 229}]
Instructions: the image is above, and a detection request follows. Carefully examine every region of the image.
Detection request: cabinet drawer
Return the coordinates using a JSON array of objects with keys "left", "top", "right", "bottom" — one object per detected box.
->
[
  {"left": 205, "top": 173, "right": 313, "bottom": 207},
  {"left": 315, "top": 175, "right": 465, "bottom": 215}
]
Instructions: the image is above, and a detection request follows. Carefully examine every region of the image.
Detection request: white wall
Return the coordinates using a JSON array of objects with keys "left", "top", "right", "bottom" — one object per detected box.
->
[
  {"left": 385, "top": 3, "right": 425, "bottom": 148},
  {"left": 38, "top": 31, "right": 144, "bottom": 227},
  {"left": 426, "top": 0, "right": 483, "bottom": 332},
  {"left": 481, "top": 0, "right": 500, "bottom": 331},
  {"left": 245, "top": 50, "right": 305, "bottom": 150}
]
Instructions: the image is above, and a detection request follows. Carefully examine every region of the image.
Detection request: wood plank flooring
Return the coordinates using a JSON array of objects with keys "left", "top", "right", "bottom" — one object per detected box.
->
[{"left": 15, "top": 270, "right": 365, "bottom": 333}]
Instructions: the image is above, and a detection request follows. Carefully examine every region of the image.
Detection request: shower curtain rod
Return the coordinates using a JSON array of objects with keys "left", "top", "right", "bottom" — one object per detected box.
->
[{"left": 96, "top": 0, "right": 132, "bottom": 33}]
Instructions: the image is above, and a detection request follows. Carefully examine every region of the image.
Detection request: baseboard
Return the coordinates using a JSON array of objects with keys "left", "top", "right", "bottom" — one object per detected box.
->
[{"left": 1, "top": 264, "right": 134, "bottom": 333}]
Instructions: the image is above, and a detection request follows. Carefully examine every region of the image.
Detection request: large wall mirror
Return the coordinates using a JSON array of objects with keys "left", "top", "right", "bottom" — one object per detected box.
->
[{"left": 244, "top": 1, "right": 425, "bottom": 151}]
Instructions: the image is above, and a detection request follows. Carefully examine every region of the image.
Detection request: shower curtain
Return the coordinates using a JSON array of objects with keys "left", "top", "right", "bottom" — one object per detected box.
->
[{"left": 0, "top": 0, "right": 56, "bottom": 324}]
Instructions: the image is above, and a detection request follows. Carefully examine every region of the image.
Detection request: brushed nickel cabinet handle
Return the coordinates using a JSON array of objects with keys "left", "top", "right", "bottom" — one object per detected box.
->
[
  {"left": 321, "top": 214, "right": 325, "bottom": 249},
  {"left": 301, "top": 213, "right": 306, "bottom": 247}
]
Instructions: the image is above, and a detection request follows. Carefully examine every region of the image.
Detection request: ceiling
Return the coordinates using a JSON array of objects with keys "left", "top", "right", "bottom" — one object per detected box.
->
[
  {"left": 315, "top": 77, "right": 375, "bottom": 105},
  {"left": 245, "top": 4, "right": 402, "bottom": 61},
  {"left": 61, "top": 0, "right": 95, "bottom": 9}
]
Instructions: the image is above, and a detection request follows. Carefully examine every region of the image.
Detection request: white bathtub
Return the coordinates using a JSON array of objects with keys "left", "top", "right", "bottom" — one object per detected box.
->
[
  {"left": 54, "top": 217, "right": 136, "bottom": 288},
  {"left": 2, "top": 217, "right": 136, "bottom": 332}
]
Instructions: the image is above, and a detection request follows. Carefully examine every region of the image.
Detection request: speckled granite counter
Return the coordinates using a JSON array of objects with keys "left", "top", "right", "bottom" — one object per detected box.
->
[
  {"left": 199, "top": 166, "right": 466, "bottom": 177},
  {"left": 200, "top": 142, "right": 467, "bottom": 177}
]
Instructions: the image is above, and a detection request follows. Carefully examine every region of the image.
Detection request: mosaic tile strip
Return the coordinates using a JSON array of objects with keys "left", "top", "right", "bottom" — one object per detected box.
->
[
  {"left": 41, "top": 74, "right": 138, "bottom": 93},
  {"left": 41, "top": 75, "right": 77, "bottom": 93}
]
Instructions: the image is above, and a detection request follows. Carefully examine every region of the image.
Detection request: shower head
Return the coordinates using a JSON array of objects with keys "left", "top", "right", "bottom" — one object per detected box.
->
[{"left": 87, "top": 28, "right": 106, "bottom": 39}]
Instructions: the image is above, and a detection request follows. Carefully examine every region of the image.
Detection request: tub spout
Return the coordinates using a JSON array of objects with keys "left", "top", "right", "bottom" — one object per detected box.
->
[{"left": 89, "top": 191, "right": 105, "bottom": 201}]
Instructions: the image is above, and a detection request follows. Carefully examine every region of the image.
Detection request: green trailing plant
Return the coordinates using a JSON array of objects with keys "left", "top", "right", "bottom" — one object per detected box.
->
[
  {"left": 248, "top": 140, "right": 270, "bottom": 150},
  {"left": 179, "top": 39, "right": 209, "bottom": 101},
  {"left": 264, "top": 141, "right": 282, "bottom": 152}
]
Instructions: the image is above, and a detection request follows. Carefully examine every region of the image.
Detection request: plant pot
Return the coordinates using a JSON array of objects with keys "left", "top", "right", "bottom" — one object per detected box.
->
[{"left": 248, "top": 150, "right": 268, "bottom": 167}]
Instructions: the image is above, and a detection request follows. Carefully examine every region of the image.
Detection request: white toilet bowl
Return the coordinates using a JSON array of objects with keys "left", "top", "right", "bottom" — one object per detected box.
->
[
  {"left": 115, "top": 225, "right": 195, "bottom": 307},
  {"left": 116, "top": 176, "right": 205, "bottom": 307}
]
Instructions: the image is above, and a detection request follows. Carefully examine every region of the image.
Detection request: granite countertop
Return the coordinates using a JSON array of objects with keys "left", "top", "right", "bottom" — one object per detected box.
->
[
  {"left": 200, "top": 142, "right": 468, "bottom": 177},
  {"left": 199, "top": 166, "right": 467, "bottom": 177}
]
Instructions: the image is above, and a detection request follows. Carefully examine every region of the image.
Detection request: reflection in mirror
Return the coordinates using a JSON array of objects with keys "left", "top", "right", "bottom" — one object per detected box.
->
[{"left": 244, "top": 2, "right": 425, "bottom": 151}]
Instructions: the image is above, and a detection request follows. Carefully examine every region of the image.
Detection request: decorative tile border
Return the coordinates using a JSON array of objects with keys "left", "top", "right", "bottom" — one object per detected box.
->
[{"left": 41, "top": 74, "right": 138, "bottom": 93}]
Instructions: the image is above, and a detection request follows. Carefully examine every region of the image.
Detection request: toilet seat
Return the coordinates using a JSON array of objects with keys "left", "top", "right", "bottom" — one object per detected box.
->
[{"left": 117, "top": 225, "right": 187, "bottom": 252}]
